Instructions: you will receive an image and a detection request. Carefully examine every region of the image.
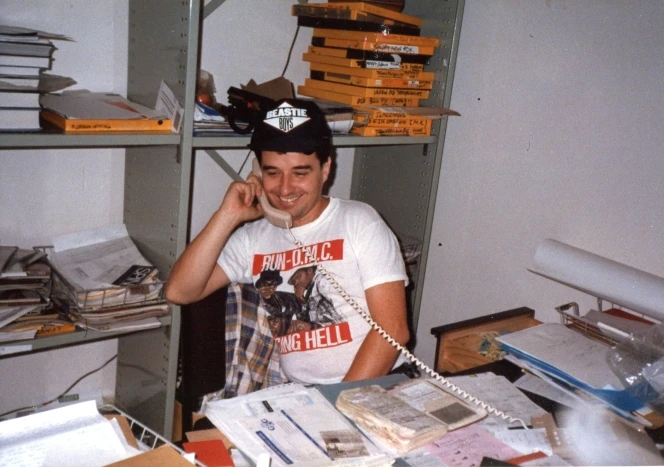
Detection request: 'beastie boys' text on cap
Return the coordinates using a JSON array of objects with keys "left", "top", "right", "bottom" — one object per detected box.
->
[{"left": 248, "top": 98, "right": 332, "bottom": 154}]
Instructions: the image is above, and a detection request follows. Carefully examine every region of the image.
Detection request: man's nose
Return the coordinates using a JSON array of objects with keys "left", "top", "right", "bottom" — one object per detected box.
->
[{"left": 279, "top": 174, "right": 294, "bottom": 194}]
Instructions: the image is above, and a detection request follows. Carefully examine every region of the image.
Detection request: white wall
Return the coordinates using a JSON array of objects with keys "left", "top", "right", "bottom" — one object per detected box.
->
[
  {"left": 416, "top": 0, "right": 664, "bottom": 366},
  {"left": 0, "top": 0, "right": 128, "bottom": 416}
]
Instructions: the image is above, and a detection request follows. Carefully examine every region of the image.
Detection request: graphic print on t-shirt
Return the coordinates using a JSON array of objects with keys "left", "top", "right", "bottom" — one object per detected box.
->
[{"left": 253, "top": 239, "right": 348, "bottom": 354}]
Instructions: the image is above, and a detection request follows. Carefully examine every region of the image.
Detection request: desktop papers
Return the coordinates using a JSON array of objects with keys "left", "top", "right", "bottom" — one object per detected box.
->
[
  {"left": 496, "top": 323, "right": 645, "bottom": 413},
  {"left": 336, "top": 384, "right": 449, "bottom": 454},
  {"left": 0, "top": 400, "right": 138, "bottom": 467},
  {"left": 432, "top": 373, "right": 548, "bottom": 431},
  {"left": 202, "top": 383, "right": 393, "bottom": 467}
]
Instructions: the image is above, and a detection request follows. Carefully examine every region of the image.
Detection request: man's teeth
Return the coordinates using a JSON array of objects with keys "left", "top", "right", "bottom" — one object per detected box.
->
[{"left": 280, "top": 195, "right": 299, "bottom": 202}]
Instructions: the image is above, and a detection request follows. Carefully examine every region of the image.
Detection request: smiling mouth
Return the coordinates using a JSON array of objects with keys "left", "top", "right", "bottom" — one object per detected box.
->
[{"left": 279, "top": 195, "right": 301, "bottom": 204}]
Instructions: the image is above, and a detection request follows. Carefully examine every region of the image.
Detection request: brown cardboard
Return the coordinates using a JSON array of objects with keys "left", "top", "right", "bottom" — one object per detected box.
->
[
  {"left": 103, "top": 414, "right": 139, "bottom": 450},
  {"left": 105, "top": 445, "right": 192, "bottom": 467},
  {"left": 240, "top": 76, "right": 294, "bottom": 100}
]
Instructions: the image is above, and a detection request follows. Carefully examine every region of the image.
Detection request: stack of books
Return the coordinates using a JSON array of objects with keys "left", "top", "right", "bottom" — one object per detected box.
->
[
  {"left": 0, "top": 25, "right": 74, "bottom": 131},
  {"left": 292, "top": 2, "right": 441, "bottom": 136}
]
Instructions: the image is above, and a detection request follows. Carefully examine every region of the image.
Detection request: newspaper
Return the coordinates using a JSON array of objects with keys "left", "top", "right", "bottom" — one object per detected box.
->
[{"left": 49, "top": 225, "right": 163, "bottom": 311}]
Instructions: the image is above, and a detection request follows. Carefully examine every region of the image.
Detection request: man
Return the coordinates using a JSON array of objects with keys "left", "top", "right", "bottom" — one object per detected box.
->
[{"left": 165, "top": 98, "right": 410, "bottom": 384}]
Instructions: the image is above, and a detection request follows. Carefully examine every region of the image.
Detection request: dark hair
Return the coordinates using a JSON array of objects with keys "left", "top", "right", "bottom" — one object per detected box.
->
[{"left": 255, "top": 146, "right": 331, "bottom": 167}]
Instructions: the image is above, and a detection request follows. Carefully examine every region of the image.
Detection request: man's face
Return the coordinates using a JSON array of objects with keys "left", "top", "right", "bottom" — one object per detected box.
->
[
  {"left": 257, "top": 280, "right": 278, "bottom": 300},
  {"left": 260, "top": 151, "right": 331, "bottom": 227}
]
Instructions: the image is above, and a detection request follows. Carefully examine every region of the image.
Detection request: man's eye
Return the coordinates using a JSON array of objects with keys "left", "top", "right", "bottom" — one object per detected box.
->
[{"left": 294, "top": 172, "right": 308, "bottom": 177}]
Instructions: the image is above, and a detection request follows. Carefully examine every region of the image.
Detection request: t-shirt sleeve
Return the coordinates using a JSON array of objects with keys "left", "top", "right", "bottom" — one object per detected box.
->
[
  {"left": 354, "top": 217, "right": 409, "bottom": 290},
  {"left": 217, "top": 226, "right": 253, "bottom": 284}
]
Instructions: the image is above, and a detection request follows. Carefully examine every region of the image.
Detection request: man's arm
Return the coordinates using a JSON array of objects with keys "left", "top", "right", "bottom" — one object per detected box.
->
[
  {"left": 342, "top": 280, "right": 410, "bottom": 381},
  {"left": 164, "top": 177, "right": 263, "bottom": 305}
]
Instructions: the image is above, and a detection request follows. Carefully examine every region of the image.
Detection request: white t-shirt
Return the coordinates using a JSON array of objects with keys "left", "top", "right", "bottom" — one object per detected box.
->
[{"left": 217, "top": 197, "right": 408, "bottom": 384}]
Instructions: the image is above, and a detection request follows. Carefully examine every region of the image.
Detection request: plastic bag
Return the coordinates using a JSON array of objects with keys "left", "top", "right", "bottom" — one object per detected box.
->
[{"left": 606, "top": 322, "right": 664, "bottom": 411}]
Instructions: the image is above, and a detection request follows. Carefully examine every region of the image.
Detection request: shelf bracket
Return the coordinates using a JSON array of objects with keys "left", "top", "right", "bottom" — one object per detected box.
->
[{"left": 205, "top": 149, "right": 243, "bottom": 182}]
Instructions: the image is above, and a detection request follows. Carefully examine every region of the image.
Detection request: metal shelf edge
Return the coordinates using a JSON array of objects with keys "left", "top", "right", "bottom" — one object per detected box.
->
[
  {"left": 192, "top": 134, "right": 435, "bottom": 149},
  {"left": 0, "top": 133, "right": 181, "bottom": 149}
]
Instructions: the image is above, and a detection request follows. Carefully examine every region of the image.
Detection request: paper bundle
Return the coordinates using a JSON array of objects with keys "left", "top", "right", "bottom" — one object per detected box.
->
[{"left": 335, "top": 385, "right": 448, "bottom": 453}]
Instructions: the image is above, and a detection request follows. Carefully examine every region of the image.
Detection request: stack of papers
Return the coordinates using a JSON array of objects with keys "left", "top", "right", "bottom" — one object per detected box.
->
[
  {"left": 202, "top": 383, "right": 394, "bottom": 466},
  {"left": 48, "top": 225, "right": 163, "bottom": 312},
  {"left": 335, "top": 385, "right": 448, "bottom": 453},
  {"left": 35, "top": 225, "right": 169, "bottom": 334},
  {"left": 0, "top": 247, "right": 65, "bottom": 342},
  {"left": 0, "top": 247, "right": 51, "bottom": 306},
  {"left": 193, "top": 101, "right": 237, "bottom": 136},
  {"left": 496, "top": 323, "right": 647, "bottom": 418},
  {"left": 0, "top": 401, "right": 141, "bottom": 466},
  {"left": 0, "top": 400, "right": 194, "bottom": 466}
]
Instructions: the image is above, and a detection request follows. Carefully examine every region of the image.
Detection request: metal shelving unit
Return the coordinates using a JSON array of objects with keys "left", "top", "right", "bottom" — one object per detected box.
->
[{"left": 1, "top": 0, "right": 463, "bottom": 440}]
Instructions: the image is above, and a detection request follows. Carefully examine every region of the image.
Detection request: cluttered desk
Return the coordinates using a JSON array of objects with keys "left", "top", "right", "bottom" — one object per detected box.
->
[{"left": 3, "top": 238, "right": 664, "bottom": 466}]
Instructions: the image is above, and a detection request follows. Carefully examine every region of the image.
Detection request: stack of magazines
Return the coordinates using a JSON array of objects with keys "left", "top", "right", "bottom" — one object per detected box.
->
[
  {"left": 0, "top": 246, "right": 72, "bottom": 341},
  {"left": 192, "top": 101, "right": 236, "bottom": 136},
  {"left": 44, "top": 224, "right": 170, "bottom": 333}
]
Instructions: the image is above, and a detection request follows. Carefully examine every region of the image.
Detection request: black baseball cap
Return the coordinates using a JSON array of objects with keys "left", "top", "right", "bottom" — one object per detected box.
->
[{"left": 249, "top": 98, "right": 332, "bottom": 154}]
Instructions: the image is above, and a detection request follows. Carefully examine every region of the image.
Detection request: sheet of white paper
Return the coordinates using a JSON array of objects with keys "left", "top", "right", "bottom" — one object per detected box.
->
[
  {"left": 236, "top": 411, "right": 331, "bottom": 466},
  {"left": 0, "top": 400, "right": 131, "bottom": 467},
  {"left": 492, "top": 427, "right": 552, "bottom": 456},
  {"left": 53, "top": 224, "right": 128, "bottom": 252},
  {"left": 434, "top": 373, "right": 547, "bottom": 430},
  {"left": 514, "top": 373, "right": 584, "bottom": 410}
]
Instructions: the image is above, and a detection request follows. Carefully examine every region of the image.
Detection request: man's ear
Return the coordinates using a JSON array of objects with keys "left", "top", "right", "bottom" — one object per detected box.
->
[{"left": 322, "top": 158, "right": 331, "bottom": 182}]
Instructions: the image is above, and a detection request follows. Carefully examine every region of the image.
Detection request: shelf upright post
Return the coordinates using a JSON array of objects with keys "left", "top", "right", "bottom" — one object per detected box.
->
[{"left": 119, "top": 0, "right": 201, "bottom": 438}]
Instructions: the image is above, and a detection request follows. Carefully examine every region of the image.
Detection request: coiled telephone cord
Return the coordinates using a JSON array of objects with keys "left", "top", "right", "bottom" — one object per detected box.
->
[{"left": 289, "top": 229, "right": 529, "bottom": 429}]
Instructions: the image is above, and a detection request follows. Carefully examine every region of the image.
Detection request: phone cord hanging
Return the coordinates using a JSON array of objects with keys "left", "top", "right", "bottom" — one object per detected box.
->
[{"left": 288, "top": 228, "right": 529, "bottom": 429}]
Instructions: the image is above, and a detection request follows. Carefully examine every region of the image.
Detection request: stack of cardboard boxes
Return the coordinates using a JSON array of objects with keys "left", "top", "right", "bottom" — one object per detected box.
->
[{"left": 293, "top": 2, "right": 443, "bottom": 136}]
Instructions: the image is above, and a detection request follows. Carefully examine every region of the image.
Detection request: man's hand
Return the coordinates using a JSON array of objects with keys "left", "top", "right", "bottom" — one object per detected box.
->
[
  {"left": 218, "top": 173, "right": 264, "bottom": 225},
  {"left": 164, "top": 172, "right": 265, "bottom": 305}
]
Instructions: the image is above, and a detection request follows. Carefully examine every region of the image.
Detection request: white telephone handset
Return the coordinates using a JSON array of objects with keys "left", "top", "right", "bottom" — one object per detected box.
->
[
  {"left": 252, "top": 158, "right": 293, "bottom": 229},
  {"left": 250, "top": 158, "right": 526, "bottom": 428}
]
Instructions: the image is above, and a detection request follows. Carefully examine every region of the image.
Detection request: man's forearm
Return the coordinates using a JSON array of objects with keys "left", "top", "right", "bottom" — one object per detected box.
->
[
  {"left": 342, "top": 331, "right": 404, "bottom": 381},
  {"left": 164, "top": 208, "right": 238, "bottom": 304}
]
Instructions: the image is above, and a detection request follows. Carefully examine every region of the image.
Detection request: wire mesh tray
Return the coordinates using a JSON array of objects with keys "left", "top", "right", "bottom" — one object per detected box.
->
[
  {"left": 37, "top": 246, "right": 166, "bottom": 313},
  {"left": 556, "top": 302, "right": 618, "bottom": 347},
  {"left": 99, "top": 404, "right": 206, "bottom": 466}
]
